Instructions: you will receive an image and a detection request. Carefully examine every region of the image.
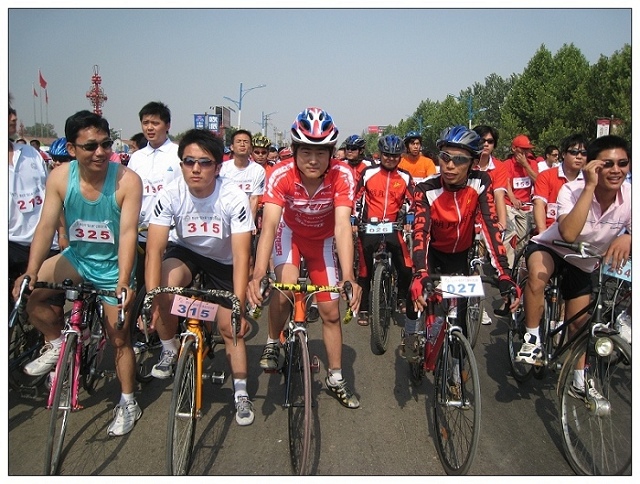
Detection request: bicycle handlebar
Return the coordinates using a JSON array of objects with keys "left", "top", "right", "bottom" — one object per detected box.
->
[
  {"left": 552, "top": 239, "right": 600, "bottom": 258},
  {"left": 141, "top": 286, "right": 242, "bottom": 346}
]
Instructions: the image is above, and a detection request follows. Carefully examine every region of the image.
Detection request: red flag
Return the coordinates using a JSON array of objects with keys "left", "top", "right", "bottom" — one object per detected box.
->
[
  {"left": 39, "top": 70, "right": 47, "bottom": 89},
  {"left": 45, "top": 89, "right": 49, "bottom": 104},
  {"left": 33, "top": 86, "right": 38, "bottom": 97}
]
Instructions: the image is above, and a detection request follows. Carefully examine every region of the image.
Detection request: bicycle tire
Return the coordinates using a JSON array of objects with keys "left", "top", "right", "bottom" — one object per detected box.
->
[
  {"left": 8, "top": 315, "right": 45, "bottom": 391},
  {"left": 507, "top": 251, "right": 534, "bottom": 382},
  {"left": 433, "top": 330, "right": 481, "bottom": 475},
  {"left": 559, "top": 333, "right": 631, "bottom": 475},
  {"left": 370, "top": 262, "right": 392, "bottom": 354},
  {"left": 166, "top": 338, "right": 197, "bottom": 475},
  {"left": 82, "top": 300, "right": 105, "bottom": 394},
  {"left": 286, "top": 330, "right": 312, "bottom": 476},
  {"left": 44, "top": 332, "right": 77, "bottom": 475},
  {"left": 130, "top": 285, "right": 162, "bottom": 384},
  {"left": 465, "top": 295, "right": 483, "bottom": 349}
]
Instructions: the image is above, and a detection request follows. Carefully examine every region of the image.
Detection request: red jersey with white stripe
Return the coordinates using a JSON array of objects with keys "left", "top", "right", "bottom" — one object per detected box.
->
[
  {"left": 503, "top": 154, "right": 539, "bottom": 206},
  {"left": 532, "top": 165, "right": 583, "bottom": 228},
  {"left": 262, "top": 158, "right": 355, "bottom": 240},
  {"left": 355, "top": 165, "right": 413, "bottom": 222}
]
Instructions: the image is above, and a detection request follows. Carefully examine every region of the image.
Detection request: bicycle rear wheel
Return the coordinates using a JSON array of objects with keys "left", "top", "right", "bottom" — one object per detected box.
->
[
  {"left": 286, "top": 330, "right": 312, "bottom": 475},
  {"left": 465, "top": 295, "right": 483, "bottom": 349},
  {"left": 9, "top": 314, "right": 45, "bottom": 391},
  {"left": 507, "top": 252, "right": 534, "bottom": 382},
  {"left": 44, "top": 333, "right": 77, "bottom": 475},
  {"left": 130, "top": 285, "right": 162, "bottom": 383},
  {"left": 166, "top": 338, "right": 197, "bottom": 475},
  {"left": 559, "top": 334, "right": 632, "bottom": 475},
  {"left": 433, "top": 330, "right": 481, "bottom": 475},
  {"left": 370, "top": 262, "right": 393, "bottom": 354},
  {"left": 82, "top": 299, "right": 105, "bottom": 394}
]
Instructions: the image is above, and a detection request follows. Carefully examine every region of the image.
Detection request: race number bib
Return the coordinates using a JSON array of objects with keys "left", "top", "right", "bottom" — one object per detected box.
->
[
  {"left": 181, "top": 214, "right": 222, "bottom": 239},
  {"left": 14, "top": 188, "right": 45, "bottom": 213},
  {"left": 546, "top": 202, "right": 558, "bottom": 220},
  {"left": 512, "top": 177, "right": 531, "bottom": 190},
  {"left": 439, "top": 275, "right": 485, "bottom": 299},
  {"left": 602, "top": 259, "right": 632, "bottom": 282},
  {"left": 142, "top": 179, "right": 164, "bottom": 196},
  {"left": 171, "top": 295, "right": 219, "bottom": 322},
  {"left": 69, "top": 220, "right": 115, "bottom": 244},
  {"left": 365, "top": 222, "right": 393, "bottom": 234},
  {"left": 239, "top": 182, "right": 252, "bottom": 194}
]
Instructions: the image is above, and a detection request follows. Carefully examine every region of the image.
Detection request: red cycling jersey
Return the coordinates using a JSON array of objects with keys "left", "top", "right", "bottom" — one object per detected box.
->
[
  {"left": 532, "top": 165, "right": 583, "bottom": 228},
  {"left": 412, "top": 171, "right": 509, "bottom": 277},
  {"left": 503, "top": 154, "right": 539, "bottom": 207},
  {"left": 355, "top": 165, "right": 413, "bottom": 222},
  {"left": 262, "top": 158, "right": 355, "bottom": 240}
]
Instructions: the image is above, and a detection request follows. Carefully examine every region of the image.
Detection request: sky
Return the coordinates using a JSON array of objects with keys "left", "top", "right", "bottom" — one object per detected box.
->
[{"left": 5, "top": 3, "right": 634, "bottom": 147}]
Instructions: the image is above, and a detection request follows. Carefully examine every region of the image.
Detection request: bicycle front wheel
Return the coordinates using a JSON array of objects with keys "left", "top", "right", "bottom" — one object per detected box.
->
[
  {"left": 465, "top": 295, "right": 483, "bottom": 349},
  {"left": 9, "top": 315, "right": 45, "bottom": 391},
  {"left": 44, "top": 333, "right": 77, "bottom": 475},
  {"left": 82, "top": 301, "right": 105, "bottom": 394},
  {"left": 433, "top": 330, "right": 481, "bottom": 475},
  {"left": 370, "top": 262, "right": 392, "bottom": 354},
  {"left": 286, "top": 330, "right": 312, "bottom": 475},
  {"left": 507, "top": 257, "right": 534, "bottom": 382},
  {"left": 559, "top": 334, "right": 632, "bottom": 475},
  {"left": 166, "top": 338, "right": 197, "bottom": 476}
]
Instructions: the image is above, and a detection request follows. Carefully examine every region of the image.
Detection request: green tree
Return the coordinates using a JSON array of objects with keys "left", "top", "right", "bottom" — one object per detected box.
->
[{"left": 24, "top": 123, "right": 57, "bottom": 138}]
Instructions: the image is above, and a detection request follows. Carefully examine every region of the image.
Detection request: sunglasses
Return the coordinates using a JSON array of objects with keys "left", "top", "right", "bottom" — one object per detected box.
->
[
  {"left": 381, "top": 153, "right": 401, "bottom": 159},
  {"left": 253, "top": 150, "right": 268, "bottom": 155},
  {"left": 566, "top": 149, "right": 587, "bottom": 157},
  {"left": 602, "top": 159, "right": 630, "bottom": 169},
  {"left": 74, "top": 139, "right": 114, "bottom": 152},
  {"left": 345, "top": 146, "right": 360, "bottom": 151},
  {"left": 181, "top": 157, "right": 216, "bottom": 167},
  {"left": 481, "top": 138, "right": 495, "bottom": 145},
  {"left": 439, "top": 151, "right": 473, "bottom": 166}
]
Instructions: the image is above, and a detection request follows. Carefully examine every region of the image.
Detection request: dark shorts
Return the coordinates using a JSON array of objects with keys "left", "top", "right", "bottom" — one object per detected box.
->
[
  {"left": 164, "top": 244, "right": 233, "bottom": 292},
  {"left": 9, "top": 241, "right": 65, "bottom": 307},
  {"left": 524, "top": 242, "right": 592, "bottom": 300}
]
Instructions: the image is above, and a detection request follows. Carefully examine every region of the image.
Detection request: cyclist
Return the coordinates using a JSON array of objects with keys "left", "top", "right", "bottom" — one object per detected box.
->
[
  {"left": 13, "top": 110, "right": 143, "bottom": 436},
  {"left": 407, "top": 126, "right": 520, "bottom": 360},
  {"left": 531, "top": 134, "right": 586, "bottom": 234},
  {"left": 48, "top": 137, "right": 74, "bottom": 170},
  {"left": 145, "top": 129, "right": 255, "bottom": 425},
  {"left": 251, "top": 133, "right": 272, "bottom": 168},
  {"left": 343, "top": 134, "right": 373, "bottom": 183},
  {"left": 355, "top": 134, "right": 414, "bottom": 326},
  {"left": 515, "top": 135, "right": 631, "bottom": 403},
  {"left": 399, "top": 131, "right": 437, "bottom": 184},
  {"left": 247, "top": 107, "right": 362, "bottom": 409},
  {"left": 220, "top": 129, "right": 266, "bottom": 222}
]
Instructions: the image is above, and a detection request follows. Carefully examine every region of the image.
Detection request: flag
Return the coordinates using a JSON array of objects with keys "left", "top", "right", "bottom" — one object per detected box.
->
[
  {"left": 33, "top": 85, "right": 38, "bottom": 97},
  {"left": 45, "top": 89, "right": 48, "bottom": 104},
  {"left": 39, "top": 70, "right": 47, "bottom": 89}
]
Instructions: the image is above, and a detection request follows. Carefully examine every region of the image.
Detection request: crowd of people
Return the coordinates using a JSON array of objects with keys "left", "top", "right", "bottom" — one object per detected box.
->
[{"left": 9, "top": 95, "right": 631, "bottom": 440}]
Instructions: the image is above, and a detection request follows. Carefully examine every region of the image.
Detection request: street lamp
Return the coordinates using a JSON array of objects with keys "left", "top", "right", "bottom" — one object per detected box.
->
[
  {"left": 261, "top": 111, "right": 277, "bottom": 136},
  {"left": 223, "top": 82, "right": 266, "bottom": 128},
  {"left": 448, "top": 94, "right": 487, "bottom": 128}
]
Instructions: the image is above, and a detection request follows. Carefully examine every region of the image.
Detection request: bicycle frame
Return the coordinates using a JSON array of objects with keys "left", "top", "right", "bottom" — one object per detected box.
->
[{"left": 179, "top": 316, "right": 211, "bottom": 416}]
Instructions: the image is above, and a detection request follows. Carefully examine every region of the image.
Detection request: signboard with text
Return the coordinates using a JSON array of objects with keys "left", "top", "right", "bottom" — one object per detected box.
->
[{"left": 194, "top": 114, "right": 205, "bottom": 130}]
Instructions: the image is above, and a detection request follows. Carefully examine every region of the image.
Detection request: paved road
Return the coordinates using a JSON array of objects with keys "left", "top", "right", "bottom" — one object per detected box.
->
[{"left": 8, "top": 285, "right": 575, "bottom": 476}]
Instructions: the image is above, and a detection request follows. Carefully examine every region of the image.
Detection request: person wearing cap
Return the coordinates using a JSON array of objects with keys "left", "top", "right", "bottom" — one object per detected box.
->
[
  {"left": 503, "top": 134, "right": 539, "bottom": 268},
  {"left": 399, "top": 131, "right": 437, "bottom": 183}
]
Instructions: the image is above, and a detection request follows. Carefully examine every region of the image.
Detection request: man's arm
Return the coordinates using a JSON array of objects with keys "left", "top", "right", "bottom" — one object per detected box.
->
[
  {"left": 558, "top": 161, "right": 599, "bottom": 243},
  {"left": 334, "top": 205, "right": 355, "bottom": 282},
  {"left": 532, "top": 198, "right": 547, "bottom": 234},
  {"left": 249, "top": 195, "right": 259, "bottom": 221},
  {"left": 231, "top": 231, "right": 252, "bottom": 311},
  {"left": 494, "top": 190, "right": 508, "bottom": 231},
  {"left": 144, "top": 224, "right": 170, "bottom": 291},
  {"left": 252, "top": 202, "right": 283, "bottom": 280}
]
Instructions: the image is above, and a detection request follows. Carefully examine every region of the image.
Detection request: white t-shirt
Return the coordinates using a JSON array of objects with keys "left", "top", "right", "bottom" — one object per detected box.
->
[
  {"left": 9, "top": 143, "right": 50, "bottom": 245},
  {"left": 219, "top": 158, "right": 265, "bottom": 198},
  {"left": 150, "top": 176, "right": 255, "bottom": 265},
  {"left": 127, "top": 138, "right": 181, "bottom": 238}
]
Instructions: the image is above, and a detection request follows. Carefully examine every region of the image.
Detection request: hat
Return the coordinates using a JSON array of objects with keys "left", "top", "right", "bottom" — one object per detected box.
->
[{"left": 512, "top": 134, "right": 534, "bottom": 149}]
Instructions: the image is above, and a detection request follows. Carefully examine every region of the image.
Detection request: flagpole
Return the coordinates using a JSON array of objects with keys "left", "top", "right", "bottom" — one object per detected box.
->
[
  {"left": 39, "top": 86, "right": 43, "bottom": 138},
  {"left": 32, "top": 83, "right": 37, "bottom": 136}
]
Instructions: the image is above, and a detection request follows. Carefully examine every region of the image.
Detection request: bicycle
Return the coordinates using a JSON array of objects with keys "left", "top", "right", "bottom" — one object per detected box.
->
[
  {"left": 406, "top": 273, "right": 491, "bottom": 475},
  {"left": 253, "top": 276, "right": 353, "bottom": 475},
  {"left": 42, "top": 279, "right": 124, "bottom": 475},
  {"left": 9, "top": 277, "right": 47, "bottom": 397},
  {"left": 507, "top": 240, "right": 631, "bottom": 475},
  {"left": 140, "top": 285, "right": 241, "bottom": 475},
  {"left": 465, "top": 225, "right": 489, "bottom": 348},
  {"left": 359, "top": 218, "right": 403, "bottom": 354}
]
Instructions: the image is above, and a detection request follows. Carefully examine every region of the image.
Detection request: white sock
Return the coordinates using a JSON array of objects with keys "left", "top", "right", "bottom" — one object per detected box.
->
[
  {"left": 573, "top": 370, "right": 585, "bottom": 390},
  {"left": 119, "top": 392, "right": 135, "bottom": 406},
  {"left": 328, "top": 368, "right": 343, "bottom": 384},
  {"left": 234, "top": 379, "right": 248, "bottom": 402},
  {"left": 49, "top": 336, "right": 63, "bottom": 348},
  {"left": 161, "top": 337, "right": 179, "bottom": 354},
  {"left": 527, "top": 326, "right": 540, "bottom": 341},
  {"left": 266, "top": 337, "right": 279, "bottom": 345}
]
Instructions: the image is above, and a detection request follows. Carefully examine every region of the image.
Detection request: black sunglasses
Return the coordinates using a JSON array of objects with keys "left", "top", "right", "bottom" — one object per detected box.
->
[
  {"left": 602, "top": 159, "right": 630, "bottom": 169},
  {"left": 74, "top": 139, "right": 114, "bottom": 152},
  {"left": 481, "top": 138, "right": 495, "bottom": 145},
  {"left": 439, "top": 151, "right": 473, "bottom": 166},
  {"left": 566, "top": 149, "right": 587, "bottom": 157},
  {"left": 181, "top": 157, "right": 216, "bottom": 167}
]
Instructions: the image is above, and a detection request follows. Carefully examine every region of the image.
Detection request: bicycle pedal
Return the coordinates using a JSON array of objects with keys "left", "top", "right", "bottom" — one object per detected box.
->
[
  {"left": 310, "top": 355, "right": 320, "bottom": 373},
  {"left": 18, "top": 385, "right": 41, "bottom": 400},
  {"left": 263, "top": 368, "right": 279, "bottom": 374},
  {"left": 209, "top": 371, "right": 225, "bottom": 384}
]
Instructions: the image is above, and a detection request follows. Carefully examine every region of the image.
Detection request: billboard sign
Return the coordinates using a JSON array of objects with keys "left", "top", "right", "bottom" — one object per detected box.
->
[{"left": 194, "top": 114, "right": 206, "bottom": 130}]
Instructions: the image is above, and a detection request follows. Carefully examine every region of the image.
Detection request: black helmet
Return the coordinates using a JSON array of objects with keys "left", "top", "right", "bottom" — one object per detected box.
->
[{"left": 378, "top": 134, "right": 403, "bottom": 155}]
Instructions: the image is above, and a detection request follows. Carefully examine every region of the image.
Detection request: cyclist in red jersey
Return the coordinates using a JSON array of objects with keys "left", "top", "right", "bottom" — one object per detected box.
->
[
  {"left": 532, "top": 134, "right": 586, "bottom": 234},
  {"left": 406, "top": 126, "right": 520, "bottom": 358},
  {"left": 355, "top": 134, "right": 414, "bottom": 326},
  {"left": 343, "top": 134, "right": 373, "bottom": 183},
  {"left": 247, "top": 107, "right": 362, "bottom": 409}
]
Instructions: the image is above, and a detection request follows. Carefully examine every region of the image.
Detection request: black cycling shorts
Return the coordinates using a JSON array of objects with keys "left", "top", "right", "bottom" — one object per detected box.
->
[{"left": 163, "top": 244, "right": 233, "bottom": 292}]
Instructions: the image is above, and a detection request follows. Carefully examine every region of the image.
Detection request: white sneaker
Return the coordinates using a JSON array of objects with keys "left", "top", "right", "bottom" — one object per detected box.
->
[
  {"left": 107, "top": 400, "right": 142, "bottom": 436},
  {"left": 481, "top": 309, "right": 492, "bottom": 325},
  {"left": 235, "top": 396, "right": 255, "bottom": 426},
  {"left": 515, "top": 333, "right": 543, "bottom": 365},
  {"left": 23, "top": 342, "right": 61, "bottom": 376},
  {"left": 151, "top": 349, "right": 178, "bottom": 379}
]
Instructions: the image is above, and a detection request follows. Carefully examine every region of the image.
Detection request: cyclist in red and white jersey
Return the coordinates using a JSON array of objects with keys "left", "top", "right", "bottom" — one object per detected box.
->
[
  {"left": 343, "top": 134, "right": 373, "bottom": 184},
  {"left": 247, "top": 107, "right": 362, "bottom": 409}
]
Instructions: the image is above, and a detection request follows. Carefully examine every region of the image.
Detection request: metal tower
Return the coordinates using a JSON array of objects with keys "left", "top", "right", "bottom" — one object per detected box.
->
[{"left": 86, "top": 64, "right": 108, "bottom": 116}]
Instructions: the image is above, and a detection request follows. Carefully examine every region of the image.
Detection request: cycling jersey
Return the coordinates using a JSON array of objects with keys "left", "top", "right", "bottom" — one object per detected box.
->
[
  {"left": 532, "top": 165, "right": 584, "bottom": 228},
  {"left": 355, "top": 165, "right": 413, "bottom": 222},
  {"left": 348, "top": 159, "right": 373, "bottom": 184},
  {"left": 150, "top": 176, "right": 254, "bottom": 265},
  {"left": 503, "top": 154, "right": 539, "bottom": 207},
  {"left": 399, "top": 154, "right": 437, "bottom": 184},
  {"left": 262, "top": 158, "right": 355, "bottom": 240},
  {"left": 219, "top": 158, "right": 266, "bottom": 198},
  {"left": 412, "top": 171, "right": 509, "bottom": 277},
  {"left": 472, "top": 156, "right": 508, "bottom": 192}
]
